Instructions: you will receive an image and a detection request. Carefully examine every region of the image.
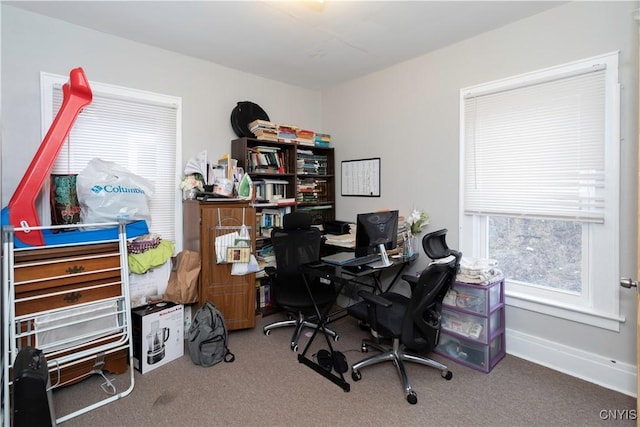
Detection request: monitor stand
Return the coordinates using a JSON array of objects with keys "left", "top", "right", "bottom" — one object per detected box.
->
[{"left": 367, "top": 244, "right": 393, "bottom": 269}]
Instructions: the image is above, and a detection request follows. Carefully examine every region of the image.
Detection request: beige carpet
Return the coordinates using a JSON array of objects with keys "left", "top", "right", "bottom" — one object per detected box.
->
[{"left": 52, "top": 312, "right": 636, "bottom": 427}]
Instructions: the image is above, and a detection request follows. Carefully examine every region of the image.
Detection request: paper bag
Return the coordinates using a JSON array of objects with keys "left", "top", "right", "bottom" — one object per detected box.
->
[{"left": 164, "top": 250, "right": 201, "bottom": 304}]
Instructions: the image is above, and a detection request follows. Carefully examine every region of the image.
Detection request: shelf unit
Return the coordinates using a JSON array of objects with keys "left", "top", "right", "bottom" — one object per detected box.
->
[
  {"left": 2, "top": 222, "right": 135, "bottom": 425},
  {"left": 231, "top": 137, "right": 336, "bottom": 317},
  {"left": 434, "top": 278, "right": 505, "bottom": 373},
  {"left": 232, "top": 137, "right": 335, "bottom": 229}
]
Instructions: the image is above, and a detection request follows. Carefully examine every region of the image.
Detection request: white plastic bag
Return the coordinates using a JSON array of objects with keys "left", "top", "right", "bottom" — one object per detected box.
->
[{"left": 77, "top": 158, "right": 154, "bottom": 226}]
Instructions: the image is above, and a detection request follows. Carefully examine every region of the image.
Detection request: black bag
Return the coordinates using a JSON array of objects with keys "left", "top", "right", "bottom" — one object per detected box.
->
[
  {"left": 13, "top": 346, "right": 56, "bottom": 427},
  {"left": 188, "top": 301, "right": 235, "bottom": 367}
]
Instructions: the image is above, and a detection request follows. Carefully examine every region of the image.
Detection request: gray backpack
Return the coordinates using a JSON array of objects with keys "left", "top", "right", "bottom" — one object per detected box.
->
[{"left": 188, "top": 301, "right": 235, "bottom": 366}]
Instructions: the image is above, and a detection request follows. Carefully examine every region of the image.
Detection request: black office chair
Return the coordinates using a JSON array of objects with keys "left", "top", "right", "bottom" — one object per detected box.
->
[
  {"left": 346, "top": 228, "right": 461, "bottom": 404},
  {"left": 263, "top": 212, "right": 339, "bottom": 352}
]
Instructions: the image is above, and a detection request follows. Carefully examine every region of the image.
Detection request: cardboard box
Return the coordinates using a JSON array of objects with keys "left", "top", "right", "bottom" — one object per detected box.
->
[{"left": 132, "top": 302, "right": 184, "bottom": 373}]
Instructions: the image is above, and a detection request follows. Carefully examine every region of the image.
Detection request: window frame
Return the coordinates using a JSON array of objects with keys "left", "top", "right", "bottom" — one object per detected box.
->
[
  {"left": 459, "top": 52, "right": 622, "bottom": 331},
  {"left": 39, "top": 72, "right": 183, "bottom": 249}
]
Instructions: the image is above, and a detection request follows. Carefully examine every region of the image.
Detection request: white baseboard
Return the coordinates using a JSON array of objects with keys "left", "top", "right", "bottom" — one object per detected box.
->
[{"left": 506, "top": 328, "right": 636, "bottom": 397}]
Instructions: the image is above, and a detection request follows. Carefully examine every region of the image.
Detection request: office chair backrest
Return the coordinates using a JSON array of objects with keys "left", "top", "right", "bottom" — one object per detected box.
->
[
  {"left": 270, "top": 212, "right": 321, "bottom": 277},
  {"left": 403, "top": 230, "right": 462, "bottom": 352},
  {"left": 283, "top": 211, "right": 312, "bottom": 230},
  {"left": 422, "top": 228, "right": 451, "bottom": 261}
]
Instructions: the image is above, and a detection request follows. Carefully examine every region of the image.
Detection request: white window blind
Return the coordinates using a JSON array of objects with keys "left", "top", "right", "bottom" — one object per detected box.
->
[
  {"left": 463, "top": 66, "right": 606, "bottom": 223},
  {"left": 45, "top": 74, "right": 180, "bottom": 242}
]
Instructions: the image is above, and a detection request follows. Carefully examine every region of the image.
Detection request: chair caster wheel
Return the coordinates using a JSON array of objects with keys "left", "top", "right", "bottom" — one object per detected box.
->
[
  {"left": 333, "top": 334, "right": 340, "bottom": 342},
  {"left": 361, "top": 343, "right": 368, "bottom": 353},
  {"left": 407, "top": 391, "right": 417, "bottom": 405},
  {"left": 290, "top": 343, "right": 298, "bottom": 352},
  {"left": 264, "top": 329, "right": 271, "bottom": 336},
  {"left": 442, "top": 371, "right": 453, "bottom": 380},
  {"left": 351, "top": 369, "right": 362, "bottom": 381}
]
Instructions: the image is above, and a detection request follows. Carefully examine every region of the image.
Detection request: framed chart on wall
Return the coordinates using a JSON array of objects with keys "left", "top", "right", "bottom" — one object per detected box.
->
[{"left": 341, "top": 157, "right": 381, "bottom": 197}]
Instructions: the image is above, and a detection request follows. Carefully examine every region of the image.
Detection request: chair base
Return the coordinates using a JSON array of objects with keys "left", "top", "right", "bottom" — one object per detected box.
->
[
  {"left": 263, "top": 312, "right": 338, "bottom": 352},
  {"left": 351, "top": 338, "right": 452, "bottom": 404}
]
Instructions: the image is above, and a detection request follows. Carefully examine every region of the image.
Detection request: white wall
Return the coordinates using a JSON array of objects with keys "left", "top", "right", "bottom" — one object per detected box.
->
[
  {"left": 0, "top": 5, "right": 322, "bottom": 206},
  {"left": 323, "top": 1, "right": 639, "bottom": 395}
]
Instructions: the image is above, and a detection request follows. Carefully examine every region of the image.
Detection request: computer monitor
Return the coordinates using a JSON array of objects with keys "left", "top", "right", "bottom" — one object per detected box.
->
[{"left": 355, "top": 210, "right": 399, "bottom": 267}]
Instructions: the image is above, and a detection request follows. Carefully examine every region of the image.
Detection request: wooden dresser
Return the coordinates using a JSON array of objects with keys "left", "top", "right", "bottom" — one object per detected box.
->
[
  {"left": 3, "top": 223, "right": 135, "bottom": 424},
  {"left": 183, "top": 200, "right": 256, "bottom": 330},
  {"left": 12, "top": 241, "right": 129, "bottom": 386}
]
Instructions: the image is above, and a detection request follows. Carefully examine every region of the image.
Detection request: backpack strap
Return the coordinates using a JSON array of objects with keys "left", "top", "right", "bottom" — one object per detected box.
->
[{"left": 209, "top": 301, "right": 235, "bottom": 363}]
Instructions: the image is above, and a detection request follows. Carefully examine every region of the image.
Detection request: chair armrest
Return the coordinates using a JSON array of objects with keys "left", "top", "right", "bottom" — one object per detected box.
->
[{"left": 357, "top": 290, "right": 392, "bottom": 308}]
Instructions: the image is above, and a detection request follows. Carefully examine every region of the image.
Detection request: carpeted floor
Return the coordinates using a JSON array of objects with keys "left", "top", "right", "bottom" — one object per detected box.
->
[{"left": 52, "top": 312, "right": 636, "bottom": 427}]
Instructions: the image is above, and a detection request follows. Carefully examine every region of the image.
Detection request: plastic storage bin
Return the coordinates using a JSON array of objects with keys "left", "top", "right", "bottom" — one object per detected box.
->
[
  {"left": 436, "top": 278, "right": 505, "bottom": 373},
  {"left": 441, "top": 307, "right": 503, "bottom": 345},
  {"left": 443, "top": 278, "right": 503, "bottom": 315},
  {"left": 436, "top": 332, "right": 505, "bottom": 373}
]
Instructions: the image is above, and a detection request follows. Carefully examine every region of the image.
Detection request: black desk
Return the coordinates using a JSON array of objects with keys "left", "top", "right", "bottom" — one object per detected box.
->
[
  {"left": 297, "top": 262, "right": 350, "bottom": 392},
  {"left": 295, "top": 255, "right": 418, "bottom": 392},
  {"left": 337, "top": 253, "right": 418, "bottom": 295}
]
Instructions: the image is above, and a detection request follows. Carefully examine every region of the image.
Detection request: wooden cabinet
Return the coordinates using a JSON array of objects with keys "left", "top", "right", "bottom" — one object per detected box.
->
[{"left": 183, "top": 199, "right": 256, "bottom": 330}]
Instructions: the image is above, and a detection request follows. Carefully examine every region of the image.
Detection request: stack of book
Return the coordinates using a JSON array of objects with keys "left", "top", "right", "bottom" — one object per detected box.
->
[
  {"left": 296, "top": 128, "right": 315, "bottom": 146},
  {"left": 277, "top": 124, "right": 298, "bottom": 143},
  {"left": 249, "top": 119, "right": 278, "bottom": 141},
  {"left": 314, "top": 133, "right": 331, "bottom": 147},
  {"left": 297, "top": 178, "right": 320, "bottom": 203},
  {"left": 297, "top": 150, "right": 328, "bottom": 175}
]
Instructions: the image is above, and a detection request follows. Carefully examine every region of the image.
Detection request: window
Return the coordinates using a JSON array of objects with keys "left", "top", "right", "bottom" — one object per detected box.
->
[
  {"left": 40, "top": 72, "right": 182, "bottom": 245},
  {"left": 459, "top": 52, "right": 621, "bottom": 330}
]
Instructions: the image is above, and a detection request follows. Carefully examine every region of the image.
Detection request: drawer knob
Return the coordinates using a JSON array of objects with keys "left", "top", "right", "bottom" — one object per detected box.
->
[
  {"left": 63, "top": 292, "right": 82, "bottom": 303},
  {"left": 66, "top": 265, "right": 85, "bottom": 274}
]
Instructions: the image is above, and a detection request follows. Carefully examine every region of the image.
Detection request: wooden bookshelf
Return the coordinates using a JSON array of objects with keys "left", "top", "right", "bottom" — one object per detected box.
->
[{"left": 231, "top": 137, "right": 335, "bottom": 227}]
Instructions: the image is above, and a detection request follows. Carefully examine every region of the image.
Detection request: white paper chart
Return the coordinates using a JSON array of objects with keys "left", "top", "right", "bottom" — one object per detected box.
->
[{"left": 341, "top": 158, "right": 380, "bottom": 197}]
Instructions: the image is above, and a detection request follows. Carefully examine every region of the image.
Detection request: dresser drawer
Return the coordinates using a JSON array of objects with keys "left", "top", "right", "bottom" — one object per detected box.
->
[
  {"left": 15, "top": 279, "right": 123, "bottom": 316},
  {"left": 14, "top": 252, "right": 121, "bottom": 286}
]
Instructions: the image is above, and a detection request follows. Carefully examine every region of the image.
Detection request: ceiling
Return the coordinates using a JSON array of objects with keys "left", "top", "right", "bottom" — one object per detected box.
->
[{"left": 6, "top": 1, "right": 566, "bottom": 90}]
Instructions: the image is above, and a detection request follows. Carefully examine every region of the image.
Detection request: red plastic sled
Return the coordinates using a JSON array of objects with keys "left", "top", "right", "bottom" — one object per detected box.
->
[{"left": 8, "top": 67, "right": 93, "bottom": 246}]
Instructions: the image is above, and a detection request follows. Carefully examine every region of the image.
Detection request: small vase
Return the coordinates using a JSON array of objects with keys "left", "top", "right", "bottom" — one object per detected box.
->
[
  {"left": 183, "top": 188, "right": 198, "bottom": 200},
  {"left": 410, "top": 236, "right": 419, "bottom": 256}
]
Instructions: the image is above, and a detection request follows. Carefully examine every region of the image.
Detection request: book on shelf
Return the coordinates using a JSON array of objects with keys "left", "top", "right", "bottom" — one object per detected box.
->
[
  {"left": 276, "top": 198, "right": 296, "bottom": 206},
  {"left": 251, "top": 130, "right": 278, "bottom": 141},
  {"left": 296, "top": 128, "right": 315, "bottom": 146},
  {"left": 314, "top": 133, "right": 331, "bottom": 144},
  {"left": 256, "top": 206, "right": 292, "bottom": 236},
  {"left": 247, "top": 147, "right": 286, "bottom": 174},
  {"left": 296, "top": 151, "right": 328, "bottom": 175},
  {"left": 249, "top": 119, "right": 277, "bottom": 130},
  {"left": 255, "top": 179, "right": 289, "bottom": 202}
]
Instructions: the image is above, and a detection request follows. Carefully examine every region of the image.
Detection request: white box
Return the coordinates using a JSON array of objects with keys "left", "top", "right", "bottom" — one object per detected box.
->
[
  {"left": 129, "top": 261, "right": 171, "bottom": 308},
  {"left": 132, "top": 302, "right": 184, "bottom": 374}
]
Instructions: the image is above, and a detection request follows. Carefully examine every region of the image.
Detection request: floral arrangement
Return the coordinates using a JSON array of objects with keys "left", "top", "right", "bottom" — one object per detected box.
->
[
  {"left": 407, "top": 209, "right": 430, "bottom": 235},
  {"left": 180, "top": 173, "right": 204, "bottom": 192}
]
